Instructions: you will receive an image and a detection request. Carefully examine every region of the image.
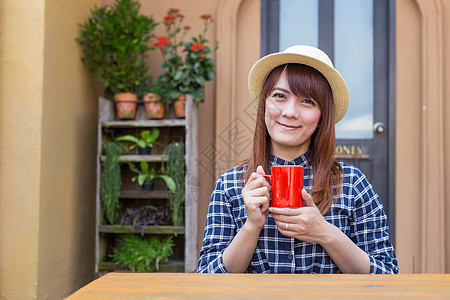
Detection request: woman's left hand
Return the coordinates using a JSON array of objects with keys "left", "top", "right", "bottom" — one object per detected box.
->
[{"left": 269, "top": 189, "right": 331, "bottom": 244}]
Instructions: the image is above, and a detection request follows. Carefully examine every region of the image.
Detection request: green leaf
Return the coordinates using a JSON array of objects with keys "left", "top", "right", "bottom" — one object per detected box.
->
[
  {"left": 116, "top": 135, "right": 140, "bottom": 144},
  {"left": 140, "top": 161, "right": 149, "bottom": 173},
  {"left": 174, "top": 70, "right": 184, "bottom": 81},
  {"left": 137, "top": 174, "right": 146, "bottom": 186},
  {"left": 128, "top": 162, "right": 139, "bottom": 173},
  {"left": 167, "top": 90, "right": 180, "bottom": 100},
  {"left": 195, "top": 77, "right": 206, "bottom": 86},
  {"left": 158, "top": 175, "right": 176, "bottom": 193},
  {"left": 206, "top": 70, "right": 215, "bottom": 80}
]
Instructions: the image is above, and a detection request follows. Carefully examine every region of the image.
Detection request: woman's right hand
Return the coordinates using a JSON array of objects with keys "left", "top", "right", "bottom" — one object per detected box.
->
[{"left": 241, "top": 165, "right": 272, "bottom": 231}]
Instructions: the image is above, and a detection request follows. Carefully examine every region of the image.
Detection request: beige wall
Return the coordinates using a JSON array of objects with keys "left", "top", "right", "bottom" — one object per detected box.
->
[
  {"left": 444, "top": 0, "right": 450, "bottom": 273},
  {"left": 396, "top": 0, "right": 449, "bottom": 273},
  {"left": 0, "top": 0, "right": 100, "bottom": 298}
]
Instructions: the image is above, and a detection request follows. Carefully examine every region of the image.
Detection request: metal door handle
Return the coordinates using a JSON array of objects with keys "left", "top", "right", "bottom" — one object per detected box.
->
[{"left": 373, "top": 122, "right": 387, "bottom": 136}]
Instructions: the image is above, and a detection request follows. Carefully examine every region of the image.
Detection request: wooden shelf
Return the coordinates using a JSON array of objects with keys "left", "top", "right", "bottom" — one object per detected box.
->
[
  {"left": 99, "top": 225, "right": 185, "bottom": 235},
  {"left": 96, "top": 96, "right": 199, "bottom": 274},
  {"left": 100, "top": 154, "right": 168, "bottom": 162},
  {"left": 120, "top": 190, "right": 169, "bottom": 199},
  {"left": 98, "top": 260, "right": 185, "bottom": 272},
  {"left": 102, "top": 119, "right": 186, "bottom": 128}
]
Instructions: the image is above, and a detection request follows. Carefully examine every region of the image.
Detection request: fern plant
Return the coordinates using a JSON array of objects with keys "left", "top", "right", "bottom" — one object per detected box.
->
[
  {"left": 100, "top": 141, "right": 125, "bottom": 224},
  {"left": 112, "top": 235, "right": 174, "bottom": 272},
  {"left": 164, "top": 142, "right": 185, "bottom": 227}
]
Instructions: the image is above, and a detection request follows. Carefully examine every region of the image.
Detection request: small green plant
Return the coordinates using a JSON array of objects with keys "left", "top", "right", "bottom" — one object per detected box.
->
[
  {"left": 116, "top": 128, "right": 161, "bottom": 151},
  {"left": 100, "top": 141, "right": 126, "bottom": 224},
  {"left": 128, "top": 161, "right": 176, "bottom": 192},
  {"left": 164, "top": 142, "right": 185, "bottom": 227},
  {"left": 112, "top": 235, "right": 174, "bottom": 272}
]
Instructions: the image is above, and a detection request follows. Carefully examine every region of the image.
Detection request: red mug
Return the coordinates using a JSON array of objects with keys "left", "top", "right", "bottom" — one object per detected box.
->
[{"left": 262, "top": 166, "right": 304, "bottom": 207}]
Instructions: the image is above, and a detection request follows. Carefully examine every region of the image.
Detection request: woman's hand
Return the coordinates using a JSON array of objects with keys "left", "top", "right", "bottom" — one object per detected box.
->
[
  {"left": 241, "top": 166, "right": 272, "bottom": 231},
  {"left": 269, "top": 189, "right": 331, "bottom": 244}
]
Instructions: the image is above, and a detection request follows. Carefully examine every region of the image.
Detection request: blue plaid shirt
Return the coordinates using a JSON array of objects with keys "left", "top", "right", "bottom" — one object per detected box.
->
[{"left": 197, "top": 153, "right": 399, "bottom": 274}]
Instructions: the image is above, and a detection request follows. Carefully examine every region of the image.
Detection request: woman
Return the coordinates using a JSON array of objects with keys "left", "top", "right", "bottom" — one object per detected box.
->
[{"left": 197, "top": 45, "right": 399, "bottom": 274}]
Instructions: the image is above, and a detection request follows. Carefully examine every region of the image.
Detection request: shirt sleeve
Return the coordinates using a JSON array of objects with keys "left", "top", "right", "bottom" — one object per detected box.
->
[
  {"left": 349, "top": 168, "right": 399, "bottom": 274},
  {"left": 197, "top": 175, "right": 236, "bottom": 273}
]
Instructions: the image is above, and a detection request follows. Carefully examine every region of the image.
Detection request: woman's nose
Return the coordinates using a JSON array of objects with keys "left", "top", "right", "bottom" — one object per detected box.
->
[{"left": 281, "top": 100, "right": 298, "bottom": 118}]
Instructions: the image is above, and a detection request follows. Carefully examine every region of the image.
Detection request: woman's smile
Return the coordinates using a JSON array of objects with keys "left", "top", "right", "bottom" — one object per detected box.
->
[{"left": 277, "top": 121, "right": 301, "bottom": 131}]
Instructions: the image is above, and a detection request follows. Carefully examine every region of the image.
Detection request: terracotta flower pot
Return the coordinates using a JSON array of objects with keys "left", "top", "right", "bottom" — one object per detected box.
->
[
  {"left": 173, "top": 94, "right": 186, "bottom": 118},
  {"left": 114, "top": 93, "right": 138, "bottom": 120},
  {"left": 143, "top": 93, "right": 165, "bottom": 119}
]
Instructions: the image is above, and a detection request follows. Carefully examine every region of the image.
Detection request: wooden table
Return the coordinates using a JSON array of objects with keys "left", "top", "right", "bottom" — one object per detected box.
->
[{"left": 67, "top": 273, "right": 450, "bottom": 299}]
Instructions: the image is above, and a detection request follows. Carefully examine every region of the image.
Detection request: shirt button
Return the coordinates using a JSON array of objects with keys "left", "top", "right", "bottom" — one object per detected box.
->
[{"left": 288, "top": 253, "right": 294, "bottom": 260}]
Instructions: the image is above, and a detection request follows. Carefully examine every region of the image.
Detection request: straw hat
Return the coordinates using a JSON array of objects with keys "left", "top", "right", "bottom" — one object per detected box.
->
[{"left": 248, "top": 45, "right": 349, "bottom": 124}]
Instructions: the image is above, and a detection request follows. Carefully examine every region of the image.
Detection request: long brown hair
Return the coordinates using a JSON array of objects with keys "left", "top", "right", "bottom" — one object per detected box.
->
[{"left": 243, "top": 64, "right": 343, "bottom": 215}]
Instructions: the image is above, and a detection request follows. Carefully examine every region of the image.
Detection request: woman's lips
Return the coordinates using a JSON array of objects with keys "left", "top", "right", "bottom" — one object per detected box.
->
[{"left": 277, "top": 122, "right": 300, "bottom": 131}]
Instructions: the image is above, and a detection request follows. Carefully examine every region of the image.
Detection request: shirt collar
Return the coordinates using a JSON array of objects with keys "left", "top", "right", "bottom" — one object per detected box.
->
[{"left": 269, "top": 151, "right": 310, "bottom": 167}]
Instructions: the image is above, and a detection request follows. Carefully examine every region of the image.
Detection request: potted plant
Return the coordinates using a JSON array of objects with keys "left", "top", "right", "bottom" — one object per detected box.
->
[
  {"left": 100, "top": 140, "right": 127, "bottom": 224},
  {"left": 128, "top": 161, "right": 176, "bottom": 192},
  {"left": 116, "top": 128, "right": 160, "bottom": 155},
  {"left": 76, "top": 0, "right": 158, "bottom": 119},
  {"left": 163, "top": 142, "right": 185, "bottom": 227},
  {"left": 142, "top": 78, "right": 166, "bottom": 119},
  {"left": 152, "top": 8, "right": 217, "bottom": 118},
  {"left": 112, "top": 235, "right": 174, "bottom": 272}
]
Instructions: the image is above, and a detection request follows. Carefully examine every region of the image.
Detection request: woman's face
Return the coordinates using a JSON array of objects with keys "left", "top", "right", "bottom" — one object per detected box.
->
[{"left": 265, "top": 71, "right": 321, "bottom": 157}]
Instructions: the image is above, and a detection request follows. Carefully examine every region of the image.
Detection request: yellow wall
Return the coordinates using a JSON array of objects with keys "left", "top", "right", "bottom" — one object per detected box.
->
[
  {"left": 0, "top": 0, "right": 101, "bottom": 298},
  {"left": 0, "top": 0, "right": 45, "bottom": 298},
  {"left": 38, "top": 0, "right": 101, "bottom": 298}
]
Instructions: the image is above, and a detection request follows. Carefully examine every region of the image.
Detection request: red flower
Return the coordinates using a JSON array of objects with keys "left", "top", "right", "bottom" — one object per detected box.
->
[
  {"left": 200, "top": 14, "right": 212, "bottom": 20},
  {"left": 164, "top": 15, "right": 174, "bottom": 20},
  {"left": 190, "top": 44, "right": 199, "bottom": 52},
  {"left": 168, "top": 8, "right": 180, "bottom": 15},
  {"left": 200, "top": 53, "right": 205, "bottom": 58},
  {"left": 153, "top": 36, "right": 171, "bottom": 49},
  {"left": 158, "top": 36, "right": 171, "bottom": 44},
  {"left": 184, "top": 25, "right": 191, "bottom": 30},
  {"left": 190, "top": 42, "right": 206, "bottom": 52}
]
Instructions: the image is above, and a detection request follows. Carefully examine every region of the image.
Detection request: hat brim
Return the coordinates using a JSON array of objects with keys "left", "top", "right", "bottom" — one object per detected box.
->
[{"left": 248, "top": 52, "right": 349, "bottom": 124}]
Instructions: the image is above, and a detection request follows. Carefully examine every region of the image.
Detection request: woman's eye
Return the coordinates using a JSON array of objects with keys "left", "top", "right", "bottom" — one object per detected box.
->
[
  {"left": 272, "top": 93, "right": 286, "bottom": 99},
  {"left": 302, "top": 98, "right": 316, "bottom": 105}
]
